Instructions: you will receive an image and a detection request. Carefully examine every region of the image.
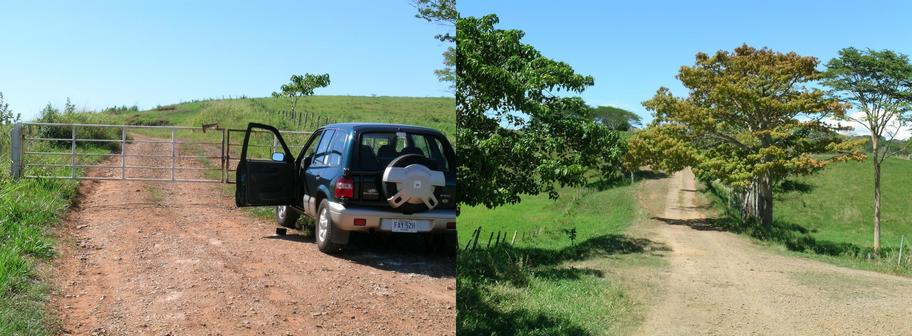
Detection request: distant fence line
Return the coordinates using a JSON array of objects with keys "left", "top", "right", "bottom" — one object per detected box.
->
[{"left": 277, "top": 107, "right": 337, "bottom": 130}]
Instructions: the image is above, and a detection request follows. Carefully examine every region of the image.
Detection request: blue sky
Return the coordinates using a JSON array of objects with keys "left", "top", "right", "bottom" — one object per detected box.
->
[
  {"left": 0, "top": 1, "right": 452, "bottom": 120},
  {"left": 459, "top": 0, "right": 912, "bottom": 128}
]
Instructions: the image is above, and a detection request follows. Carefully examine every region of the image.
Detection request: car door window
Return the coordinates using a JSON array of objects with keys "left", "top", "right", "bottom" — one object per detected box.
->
[
  {"left": 311, "top": 130, "right": 335, "bottom": 167},
  {"left": 326, "top": 131, "right": 347, "bottom": 167},
  {"left": 297, "top": 129, "right": 323, "bottom": 166}
]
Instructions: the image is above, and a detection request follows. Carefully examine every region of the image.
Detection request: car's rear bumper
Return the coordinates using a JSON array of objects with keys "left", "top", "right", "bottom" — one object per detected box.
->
[{"left": 327, "top": 201, "right": 456, "bottom": 232}]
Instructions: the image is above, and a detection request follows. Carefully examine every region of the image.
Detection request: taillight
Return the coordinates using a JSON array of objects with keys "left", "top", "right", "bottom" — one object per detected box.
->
[
  {"left": 354, "top": 218, "right": 366, "bottom": 226},
  {"left": 335, "top": 176, "right": 354, "bottom": 199}
]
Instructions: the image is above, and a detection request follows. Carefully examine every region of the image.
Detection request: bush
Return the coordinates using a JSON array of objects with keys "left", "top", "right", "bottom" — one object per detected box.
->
[{"left": 34, "top": 105, "right": 122, "bottom": 151}]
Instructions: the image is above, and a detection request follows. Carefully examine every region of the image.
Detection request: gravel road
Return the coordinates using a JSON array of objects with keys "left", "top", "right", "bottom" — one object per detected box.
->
[{"left": 634, "top": 169, "right": 912, "bottom": 336}]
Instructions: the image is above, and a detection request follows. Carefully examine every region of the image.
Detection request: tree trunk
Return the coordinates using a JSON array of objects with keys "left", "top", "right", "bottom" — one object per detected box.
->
[
  {"left": 740, "top": 173, "right": 774, "bottom": 228},
  {"left": 872, "top": 137, "right": 882, "bottom": 253},
  {"left": 757, "top": 173, "right": 773, "bottom": 228}
]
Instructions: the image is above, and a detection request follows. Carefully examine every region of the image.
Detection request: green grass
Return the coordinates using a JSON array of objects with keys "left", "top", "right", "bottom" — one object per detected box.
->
[
  {"left": 457, "top": 183, "right": 664, "bottom": 335},
  {"left": 116, "top": 95, "right": 455, "bottom": 138},
  {"left": 702, "top": 157, "right": 912, "bottom": 276},
  {"left": 0, "top": 111, "right": 126, "bottom": 334},
  {"left": 776, "top": 158, "right": 912, "bottom": 249}
]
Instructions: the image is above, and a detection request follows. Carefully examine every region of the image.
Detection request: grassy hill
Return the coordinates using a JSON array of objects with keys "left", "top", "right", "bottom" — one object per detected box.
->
[
  {"left": 114, "top": 95, "right": 455, "bottom": 137},
  {"left": 777, "top": 158, "right": 912, "bottom": 250}
]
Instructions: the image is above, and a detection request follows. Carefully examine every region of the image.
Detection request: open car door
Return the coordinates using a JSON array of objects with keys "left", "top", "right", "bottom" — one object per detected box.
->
[{"left": 235, "top": 123, "right": 296, "bottom": 207}]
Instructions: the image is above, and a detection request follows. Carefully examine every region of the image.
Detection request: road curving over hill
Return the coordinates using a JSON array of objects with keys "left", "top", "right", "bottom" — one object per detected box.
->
[
  {"left": 50, "top": 135, "right": 455, "bottom": 335},
  {"left": 634, "top": 169, "right": 912, "bottom": 336}
]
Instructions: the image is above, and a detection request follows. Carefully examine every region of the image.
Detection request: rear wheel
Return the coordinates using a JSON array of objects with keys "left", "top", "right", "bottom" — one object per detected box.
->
[
  {"left": 315, "top": 200, "right": 343, "bottom": 253},
  {"left": 276, "top": 205, "right": 300, "bottom": 228}
]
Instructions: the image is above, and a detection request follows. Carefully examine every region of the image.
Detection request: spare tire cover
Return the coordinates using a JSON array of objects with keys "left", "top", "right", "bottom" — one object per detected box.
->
[{"left": 382, "top": 154, "right": 445, "bottom": 214}]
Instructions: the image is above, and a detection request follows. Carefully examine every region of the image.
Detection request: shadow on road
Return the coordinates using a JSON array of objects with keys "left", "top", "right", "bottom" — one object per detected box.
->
[
  {"left": 262, "top": 230, "right": 455, "bottom": 278},
  {"left": 651, "top": 216, "right": 729, "bottom": 231}
]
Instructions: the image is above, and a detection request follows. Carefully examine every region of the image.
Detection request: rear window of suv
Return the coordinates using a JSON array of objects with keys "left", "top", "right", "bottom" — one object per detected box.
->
[{"left": 357, "top": 132, "right": 450, "bottom": 172}]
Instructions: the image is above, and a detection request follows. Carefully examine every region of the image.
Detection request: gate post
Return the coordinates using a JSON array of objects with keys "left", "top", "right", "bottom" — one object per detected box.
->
[{"left": 10, "top": 123, "right": 22, "bottom": 179}]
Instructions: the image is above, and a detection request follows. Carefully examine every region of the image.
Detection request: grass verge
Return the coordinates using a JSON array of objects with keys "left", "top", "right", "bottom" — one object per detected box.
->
[
  {"left": 457, "top": 182, "right": 665, "bottom": 335},
  {"left": 1, "top": 112, "right": 120, "bottom": 335}
]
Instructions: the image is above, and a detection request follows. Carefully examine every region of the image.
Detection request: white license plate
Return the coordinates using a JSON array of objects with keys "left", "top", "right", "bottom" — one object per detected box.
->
[{"left": 387, "top": 219, "right": 419, "bottom": 233}]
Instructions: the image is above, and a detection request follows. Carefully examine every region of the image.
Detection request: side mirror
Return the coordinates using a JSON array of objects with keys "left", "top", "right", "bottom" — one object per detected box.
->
[{"left": 271, "top": 152, "right": 285, "bottom": 162}]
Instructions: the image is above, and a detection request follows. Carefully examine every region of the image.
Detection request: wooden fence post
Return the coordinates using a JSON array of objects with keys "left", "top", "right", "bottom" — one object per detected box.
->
[{"left": 899, "top": 235, "right": 905, "bottom": 266}]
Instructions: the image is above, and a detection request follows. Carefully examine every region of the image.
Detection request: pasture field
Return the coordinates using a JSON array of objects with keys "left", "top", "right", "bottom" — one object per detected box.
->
[
  {"left": 704, "top": 157, "right": 912, "bottom": 276},
  {"left": 115, "top": 95, "right": 455, "bottom": 137}
]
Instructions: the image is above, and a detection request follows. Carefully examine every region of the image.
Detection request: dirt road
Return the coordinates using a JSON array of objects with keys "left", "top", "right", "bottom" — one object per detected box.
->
[
  {"left": 634, "top": 169, "right": 912, "bottom": 336},
  {"left": 51, "top": 136, "right": 455, "bottom": 335}
]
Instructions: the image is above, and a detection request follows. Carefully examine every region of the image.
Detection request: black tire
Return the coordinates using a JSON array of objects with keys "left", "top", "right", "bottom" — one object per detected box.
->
[
  {"left": 276, "top": 205, "right": 300, "bottom": 228},
  {"left": 276, "top": 227, "right": 287, "bottom": 236},
  {"left": 382, "top": 154, "right": 440, "bottom": 214},
  {"left": 315, "top": 200, "right": 343, "bottom": 254}
]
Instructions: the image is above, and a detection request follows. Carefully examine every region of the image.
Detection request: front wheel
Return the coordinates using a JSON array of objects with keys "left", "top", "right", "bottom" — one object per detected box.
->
[
  {"left": 276, "top": 205, "right": 300, "bottom": 228},
  {"left": 315, "top": 200, "right": 343, "bottom": 253}
]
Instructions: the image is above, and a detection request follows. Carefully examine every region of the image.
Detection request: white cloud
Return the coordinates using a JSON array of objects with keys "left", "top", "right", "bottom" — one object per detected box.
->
[{"left": 823, "top": 111, "right": 911, "bottom": 140}]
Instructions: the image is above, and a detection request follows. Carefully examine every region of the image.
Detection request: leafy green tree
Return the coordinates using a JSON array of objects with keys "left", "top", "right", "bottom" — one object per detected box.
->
[
  {"left": 271, "top": 73, "right": 331, "bottom": 116},
  {"left": 822, "top": 47, "right": 912, "bottom": 252},
  {"left": 412, "top": 0, "right": 456, "bottom": 23},
  {"left": 591, "top": 105, "right": 642, "bottom": 131},
  {"left": 412, "top": 0, "right": 456, "bottom": 87},
  {"left": 0, "top": 92, "right": 20, "bottom": 125},
  {"left": 629, "top": 45, "right": 863, "bottom": 228},
  {"left": 39, "top": 103, "right": 60, "bottom": 122},
  {"left": 456, "top": 14, "right": 627, "bottom": 208}
]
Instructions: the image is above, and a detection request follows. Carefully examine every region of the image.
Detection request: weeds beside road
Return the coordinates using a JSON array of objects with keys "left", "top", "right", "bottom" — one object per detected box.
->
[
  {"left": 0, "top": 117, "right": 119, "bottom": 335},
  {"left": 457, "top": 179, "right": 667, "bottom": 335}
]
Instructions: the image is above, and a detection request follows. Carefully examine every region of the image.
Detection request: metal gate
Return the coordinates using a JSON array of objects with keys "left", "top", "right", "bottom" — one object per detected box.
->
[{"left": 9, "top": 122, "right": 310, "bottom": 183}]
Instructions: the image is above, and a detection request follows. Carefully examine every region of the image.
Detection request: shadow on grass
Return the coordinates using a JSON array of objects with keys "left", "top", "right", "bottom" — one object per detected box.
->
[
  {"left": 457, "top": 234, "right": 667, "bottom": 335},
  {"left": 776, "top": 179, "right": 815, "bottom": 193},
  {"left": 676, "top": 207, "right": 870, "bottom": 258},
  {"left": 715, "top": 217, "right": 866, "bottom": 257},
  {"left": 699, "top": 180, "right": 869, "bottom": 258},
  {"left": 457, "top": 281, "right": 591, "bottom": 336}
]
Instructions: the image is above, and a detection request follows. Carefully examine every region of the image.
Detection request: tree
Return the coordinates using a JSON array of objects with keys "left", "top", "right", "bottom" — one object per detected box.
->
[
  {"left": 629, "top": 45, "right": 863, "bottom": 228},
  {"left": 271, "top": 73, "right": 331, "bottom": 116},
  {"left": 590, "top": 105, "right": 642, "bottom": 131},
  {"left": 456, "top": 14, "right": 627, "bottom": 208},
  {"left": 412, "top": 0, "right": 456, "bottom": 88},
  {"left": 0, "top": 92, "right": 20, "bottom": 125},
  {"left": 822, "top": 47, "right": 912, "bottom": 252},
  {"left": 64, "top": 97, "right": 76, "bottom": 115}
]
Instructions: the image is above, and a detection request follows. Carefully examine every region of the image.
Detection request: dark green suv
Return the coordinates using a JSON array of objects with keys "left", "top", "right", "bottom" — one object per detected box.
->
[{"left": 235, "top": 123, "right": 457, "bottom": 253}]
